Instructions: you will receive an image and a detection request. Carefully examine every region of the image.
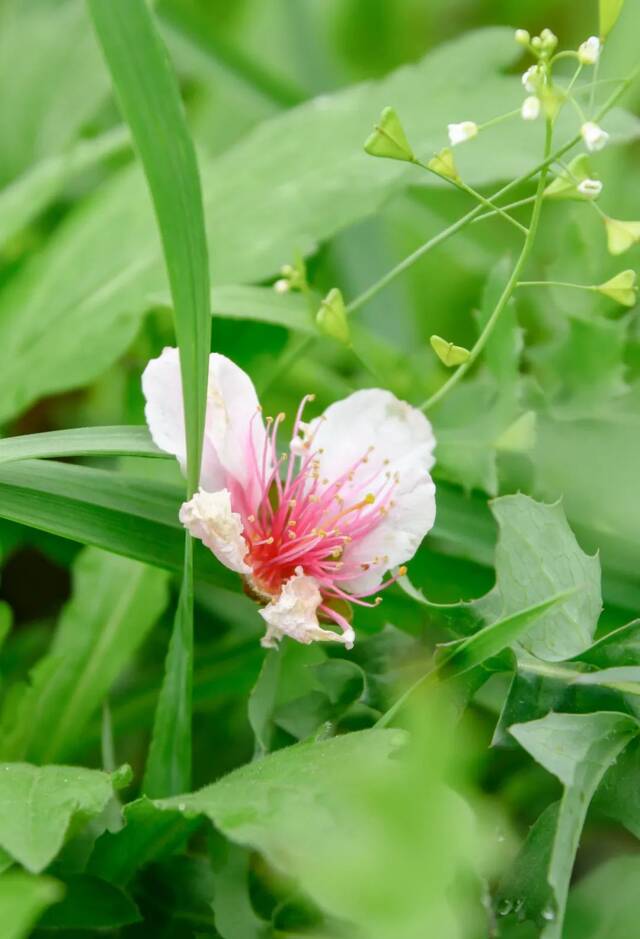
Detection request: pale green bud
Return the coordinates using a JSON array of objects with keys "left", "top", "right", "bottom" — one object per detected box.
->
[
  {"left": 427, "top": 147, "right": 460, "bottom": 182},
  {"left": 430, "top": 335, "right": 470, "bottom": 367},
  {"left": 596, "top": 270, "right": 638, "bottom": 306},
  {"left": 316, "top": 288, "right": 351, "bottom": 345},
  {"left": 605, "top": 217, "right": 640, "bottom": 256},
  {"left": 364, "top": 107, "right": 415, "bottom": 163},
  {"left": 515, "top": 28, "right": 530, "bottom": 45},
  {"left": 544, "top": 154, "right": 593, "bottom": 200},
  {"left": 539, "top": 85, "right": 564, "bottom": 121},
  {"left": 540, "top": 28, "right": 558, "bottom": 52}
]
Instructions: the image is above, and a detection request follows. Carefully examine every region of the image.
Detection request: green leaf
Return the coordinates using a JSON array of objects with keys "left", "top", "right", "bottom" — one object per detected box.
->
[
  {"left": 210, "top": 840, "right": 268, "bottom": 939},
  {"left": 89, "top": 796, "right": 198, "bottom": 886},
  {"left": 0, "top": 426, "right": 164, "bottom": 465},
  {"left": 0, "top": 459, "right": 230, "bottom": 587},
  {"left": 89, "top": 0, "right": 214, "bottom": 802},
  {"left": 143, "top": 543, "right": 195, "bottom": 797},
  {"left": 600, "top": 0, "right": 626, "bottom": 38},
  {"left": 437, "top": 589, "right": 578, "bottom": 678},
  {"left": 0, "top": 763, "right": 123, "bottom": 872},
  {"left": 508, "top": 712, "right": 639, "bottom": 937},
  {"left": 210, "top": 285, "right": 315, "bottom": 333},
  {"left": 87, "top": 0, "right": 211, "bottom": 496},
  {"left": 0, "top": 872, "right": 63, "bottom": 939},
  {"left": 156, "top": 722, "right": 483, "bottom": 939},
  {"left": 478, "top": 495, "right": 601, "bottom": 661},
  {"left": 0, "top": 126, "right": 129, "bottom": 251},
  {"left": 0, "top": 0, "right": 107, "bottom": 184},
  {"left": 37, "top": 874, "right": 140, "bottom": 930},
  {"left": 565, "top": 855, "right": 640, "bottom": 939},
  {"left": 0, "top": 547, "right": 169, "bottom": 763}
]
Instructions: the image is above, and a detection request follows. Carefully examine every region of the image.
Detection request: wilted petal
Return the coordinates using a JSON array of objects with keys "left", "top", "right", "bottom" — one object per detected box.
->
[
  {"left": 179, "top": 488, "right": 250, "bottom": 574},
  {"left": 259, "top": 569, "right": 354, "bottom": 648}
]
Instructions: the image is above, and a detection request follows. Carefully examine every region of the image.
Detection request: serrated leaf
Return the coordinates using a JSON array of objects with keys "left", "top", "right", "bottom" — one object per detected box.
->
[
  {"left": 507, "top": 712, "right": 639, "bottom": 938},
  {"left": 0, "top": 763, "right": 122, "bottom": 873},
  {"left": 478, "top": 495, "right": 601, "bottom": 661}
]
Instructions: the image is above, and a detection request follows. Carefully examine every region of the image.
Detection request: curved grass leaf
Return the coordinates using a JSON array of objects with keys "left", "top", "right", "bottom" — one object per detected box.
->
[
  {"left": 88, "top": 0, "right": 213, "bottom": 798},
  {"left": 0, "top": 459, "right": 228, "bottom": 587},
  {"left": 0, "top": 425, "right": 164, "bottom": 464}
]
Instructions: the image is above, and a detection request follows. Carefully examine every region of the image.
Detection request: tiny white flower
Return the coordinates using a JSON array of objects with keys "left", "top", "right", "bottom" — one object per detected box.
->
[
  {"left": 521, "top": 96, "right": 541, "bottom": 121},
  {"left": 514, "top": 29, "right": 530, "bottom": 46},
  {"left": 522, "top": 65, "right": 541, "bottom": 93},
  {"left": 578, "top": 36, "right": 601, "bottom": 65},
  {"left": 273, "top": 278, "right": 290, "bottom": 294},
  {"left": 577, "top": 178, "right": 603, "bottom": 199},
  {"left": 581, "top": 121, "right": 609, "bottom": 152},
  {"left": 447, "top": 121, "right": 478, "bottom": 146}
]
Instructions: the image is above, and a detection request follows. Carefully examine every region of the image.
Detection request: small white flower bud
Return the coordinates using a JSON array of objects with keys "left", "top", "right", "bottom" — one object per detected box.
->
[
  {"left": 522, "top": 65, "right": 542, "bottom": 93},
  {"left": 515, "top": 29, "right": 530, "bottom": 46},
  {"left": 521, "top": 96, "right": 541, "bottom": 121},
  {"left": 447, "top": 121, "right": 478, "bottom": 146},
  {"left": 578, "top": 36, "right": 601, "bottom": 65},
  {"left": 577, "top": 178, "right": 603, "bottom": 199},
  {"left": 274, "top": 279, "right": 290, "bottom": 294},
  {"left": 581, "top": 121, "right": 609, "bottom": 152},
  {"left": 540, "top": 28, "right": 558, "bottom": 51}
]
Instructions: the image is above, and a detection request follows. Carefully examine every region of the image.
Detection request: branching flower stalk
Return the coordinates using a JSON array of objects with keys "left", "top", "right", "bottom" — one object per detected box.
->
[{"left": 419, "top": 118, "right": 554, "bottom": 413}]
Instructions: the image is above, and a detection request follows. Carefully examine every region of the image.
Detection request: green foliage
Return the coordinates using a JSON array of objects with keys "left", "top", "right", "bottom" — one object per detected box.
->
[
  {"left": 0, "top": 872, "right": 63, "bottom": 939},
  {"left": 0, "top": 763, "right": 126, "bottom": 873},
  {"left": 0, "top": 2, "right": 639, "bottom": 935}
]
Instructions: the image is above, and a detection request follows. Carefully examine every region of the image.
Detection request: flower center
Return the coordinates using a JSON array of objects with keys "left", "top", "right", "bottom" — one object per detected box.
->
[{"left": 232, "top": 397, "right": 405, "bottom": 608}]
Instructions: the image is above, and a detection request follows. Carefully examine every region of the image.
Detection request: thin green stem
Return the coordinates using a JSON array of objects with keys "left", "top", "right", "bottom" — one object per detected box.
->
[
  {"left": 551, "top": 50, "right": 581, "bottom": 65},
  {"left": 264, "top": 62, "right": 639, "bottom": 389},
  {"left": 420, "top": 118, "right": 555, "bottom": 413},
  {"left": 414, "top": 158, "right": 527, "bottom": 234},
  {"left": 518, "top": 280, "right": 596, "bottom": 291},
  {"left": 589, "top": 56, "right": 601, "bottom": 115},
  {"left": 477, "top": 107, "right": 522, "bottom": 130},
  {"left": 473, "top": 194, "right": 537, "bottom": 224}
]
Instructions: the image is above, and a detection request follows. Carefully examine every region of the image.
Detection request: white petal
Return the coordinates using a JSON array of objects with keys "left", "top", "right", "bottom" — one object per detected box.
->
[
  {"left": 179, "top": 488, "right": 251, "bottom": 574},
  {"left": 142, "top": 348, "right": 269, "bottom": 498},
  {"left": 308, "top": 389, "right": 437, "bottom": 594},
  {"left": 206, "top": 354, "right": 269, "bottom": 504},
  {"left": 259, "top": 569, "right": 354, "bottom": 648}
]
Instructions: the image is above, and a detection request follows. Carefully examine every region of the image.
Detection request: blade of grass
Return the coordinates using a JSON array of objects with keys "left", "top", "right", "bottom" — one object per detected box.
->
[
  {"left": 88, "top": 0, "right": 212, "bottom": 797},
  {"left": 0, "top": 426, "right": 165, "bottom": 464}
]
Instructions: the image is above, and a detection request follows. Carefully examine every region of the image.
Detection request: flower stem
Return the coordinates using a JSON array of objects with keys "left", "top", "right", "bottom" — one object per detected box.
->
[
  {"left": 473, "top": 194, "right": 537, "bottom": 223},
  {"left": 518, "top": 280, "right": 596, "bottom": 291},
  {"left": 415, "top": 157, "right": 528, "bottom": 235},
  {"left": 419, "top": 118, "right": 555, "bottom": 413}
]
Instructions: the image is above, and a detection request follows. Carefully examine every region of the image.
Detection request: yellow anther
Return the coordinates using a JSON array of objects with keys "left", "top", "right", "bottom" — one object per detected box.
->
[
  {"left": 364, "top": 493, "right": 375, "bottom": 505},
  {"left": 398, "top": 565, "right": 407, "bottom": 576}
]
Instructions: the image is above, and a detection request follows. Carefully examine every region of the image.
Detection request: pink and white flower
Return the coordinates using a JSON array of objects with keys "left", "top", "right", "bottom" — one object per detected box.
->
[{"left": 142, "top": 348, "right": 436, "bottom": 649}]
